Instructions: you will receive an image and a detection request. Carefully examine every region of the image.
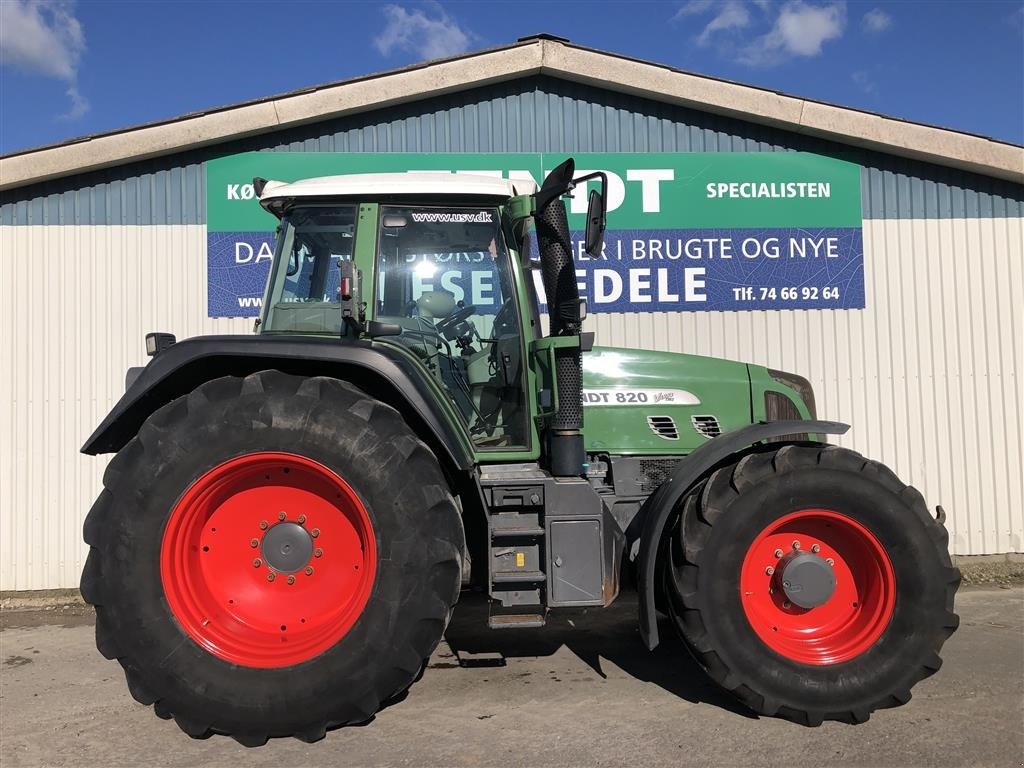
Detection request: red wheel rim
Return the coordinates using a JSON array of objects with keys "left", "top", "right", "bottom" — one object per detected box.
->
[
  {"left": 160, "top": 452, "right": 376, "bottom": 668},
  {"left": 739, "top": 509, "right": 895, "bottom": 665}
]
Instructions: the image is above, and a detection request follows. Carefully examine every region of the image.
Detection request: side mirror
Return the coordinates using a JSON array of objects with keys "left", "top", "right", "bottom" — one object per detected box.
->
[{"left": 584, "top": 189, "right": 606, "bottom": 257}]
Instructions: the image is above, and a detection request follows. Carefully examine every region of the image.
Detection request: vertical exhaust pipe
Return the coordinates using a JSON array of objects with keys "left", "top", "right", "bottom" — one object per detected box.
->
[{"left": 535, "top": 160, "right": 585, "bottom": 477}]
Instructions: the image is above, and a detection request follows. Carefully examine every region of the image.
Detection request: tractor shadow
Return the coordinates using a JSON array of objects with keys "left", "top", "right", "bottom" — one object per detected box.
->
[{"left": 442, "top": 589, "right": 755, "bottom": 719}]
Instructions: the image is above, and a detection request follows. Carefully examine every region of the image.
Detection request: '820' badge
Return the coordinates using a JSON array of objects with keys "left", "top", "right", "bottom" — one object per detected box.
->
[{"left": 582, "top": 388, "right": 700, "bottom": 406}]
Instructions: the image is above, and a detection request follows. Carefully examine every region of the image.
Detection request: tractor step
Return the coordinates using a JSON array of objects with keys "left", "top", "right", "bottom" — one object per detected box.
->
[
  {"left": 492, "top": 570, "right": 545, "bottom": 584},
  {"left": 488, "top": 612, "right": 546, "bottom": 629},
  {"left": 480, "top": 470, "right": 551, "bottom": 613},
  {"left": 491, "top": 525, "right": 545, "bottom": 537}
]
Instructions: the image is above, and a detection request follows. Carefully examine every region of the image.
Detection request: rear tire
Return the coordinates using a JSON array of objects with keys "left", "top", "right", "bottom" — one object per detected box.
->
[
  {"left": 80, "top": 371, "right": 464, "bottom": 745},
  {"left": 663, "top": 444, "right": 960, "bottom": 726}
]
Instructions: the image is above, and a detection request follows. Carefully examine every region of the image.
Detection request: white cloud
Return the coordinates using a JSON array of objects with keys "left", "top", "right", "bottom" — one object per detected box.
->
[
  {"left": 862, "top": 7, "right": 892, "bottom": 33},
  {"left": 0, "top": 0, "right": 89, "bottom": 118},
  {"left": 374, "top": 3, "right": 471, "bottom": 60},
  {"left": 697, "top": 1, "right": 752, "bottom": 45},
  {"left": 739, "top": 1, "right": 846, "bottom": 66},
  {"left": 672, "top": 0, "right": 715, "bottom": 20},
  {"left": 0, "top": 0, "right": 83, "bottom": 79},
  {"left": 61, "top": 84, "right": 89, "bottom": 120}
]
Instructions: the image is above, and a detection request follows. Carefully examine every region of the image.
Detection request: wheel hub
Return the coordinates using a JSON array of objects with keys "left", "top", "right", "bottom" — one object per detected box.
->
[
  {"left": 261, "top": 522, "right": 313, "bottom": 573},
  {"left": 776, "top": 551, "right": 836, "bottom": 609}
]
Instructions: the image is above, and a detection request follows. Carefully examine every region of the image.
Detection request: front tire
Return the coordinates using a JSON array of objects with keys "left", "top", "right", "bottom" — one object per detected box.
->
[
  {"left": 80, "top": 371, "right": 464, "bottom": 745},
  {"left": 663, "top": 444, "right": 960, "bottom": 725}
]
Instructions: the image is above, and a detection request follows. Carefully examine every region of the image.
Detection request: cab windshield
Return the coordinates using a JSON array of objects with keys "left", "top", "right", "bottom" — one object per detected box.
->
[{"left": 376, "top": 206, "right": 527, "bottom": 448}]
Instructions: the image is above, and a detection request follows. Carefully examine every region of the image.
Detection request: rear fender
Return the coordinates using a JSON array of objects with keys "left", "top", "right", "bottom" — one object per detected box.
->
[
  {"left": 81, "top": 335, "right": 475, "bottom": 472},
  {"left": 636, "top": 420, "right": 850, "bottom": 649}
]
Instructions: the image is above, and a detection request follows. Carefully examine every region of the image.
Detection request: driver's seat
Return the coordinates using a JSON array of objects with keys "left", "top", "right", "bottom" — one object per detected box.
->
[{"left": 415, "top": 291, "right": 457, "bottom": 320}]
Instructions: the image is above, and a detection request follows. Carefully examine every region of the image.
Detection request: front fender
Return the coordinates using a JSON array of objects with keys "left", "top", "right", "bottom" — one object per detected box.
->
[
  {"left": 81, "top": 335, "right": 475, "bottom": 471},
  {"left": 636, "top": 419, "right": 850, "bottom": 649}
]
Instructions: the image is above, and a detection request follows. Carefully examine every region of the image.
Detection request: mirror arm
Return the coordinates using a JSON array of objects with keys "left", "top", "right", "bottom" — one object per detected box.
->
[{"left": 571, "top": 170, "right": 608, "bottom": 191}]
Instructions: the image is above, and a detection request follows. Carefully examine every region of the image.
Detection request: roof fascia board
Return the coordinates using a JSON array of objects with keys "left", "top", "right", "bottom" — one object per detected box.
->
[
  {"left": 543, "top": 42, "right": 1024, "bottom": 184},
  {"left": 1, "top": 38, "right": 1021, "bottom": 193},
  {"left": 0, "top": 43, "right": 543, "bottom": 192}
]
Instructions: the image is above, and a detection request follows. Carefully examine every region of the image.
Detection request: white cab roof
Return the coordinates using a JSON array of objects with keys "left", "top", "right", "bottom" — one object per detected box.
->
[{"left": 259, "top": 172, "right": 537, "bottom": 203}]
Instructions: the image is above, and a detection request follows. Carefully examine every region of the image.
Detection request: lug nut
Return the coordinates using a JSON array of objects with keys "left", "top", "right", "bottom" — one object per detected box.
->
[
  {"left": 811, "top": 544, "right": 820, "bottom": 553},
  {"left": 259, "top": 521, "right": 269, "bottom": 530},
  {"left": 311, "top": 528, "right": 320, "bottom": 539},
  {"left": 791, "top": 540, "right": 801, "bottom": 550},
  {"left": 267, "top": 572, "right": 276, "bottom": 582},
  {"left": 314, "top": 548, "right": 323, "bottom": 558},
  {"left": 297, "top": 514, "right": 307, "bottom": 525},
  {"left": 287, "top": 575, "right": 295, "bottom": 585},
  {"left": 826, "top": 558, "right": 835, "bottom": 566},
  {"left": 305, "top": 566, "right": 314, "bottom": 576},
  {"left": 253, "top": 558, "right": 262, "bottom": 568},
  {"left": 278, "top": 511, "right": 287, "bottom": 522},
  {"left": 250, "top": 538, "right": 259, "bottom": 548},
  {"left": 783, "top": 600, "right": 792, "bottom": 609},
  {"left": 765, "top": 566, "right": 775, "bottom": 575},
  {"left": 773, "top": 548, "right": 783, "bottom": 558}
]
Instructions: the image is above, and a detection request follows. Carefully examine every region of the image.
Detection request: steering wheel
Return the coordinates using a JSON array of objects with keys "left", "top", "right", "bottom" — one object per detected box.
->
[{"left": 435, "top": 304, "right": 477, "bottom": 340}]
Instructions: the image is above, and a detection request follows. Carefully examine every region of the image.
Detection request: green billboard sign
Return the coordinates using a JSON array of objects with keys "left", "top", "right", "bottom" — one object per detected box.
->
[{"left": 205, "top": 152, "right": 863, "bottom": 316}]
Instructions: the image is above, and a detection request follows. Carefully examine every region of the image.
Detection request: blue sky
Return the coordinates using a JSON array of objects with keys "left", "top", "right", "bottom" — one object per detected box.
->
[{"left": 1, "top": 0, "right": 1022, "bottom": 156}]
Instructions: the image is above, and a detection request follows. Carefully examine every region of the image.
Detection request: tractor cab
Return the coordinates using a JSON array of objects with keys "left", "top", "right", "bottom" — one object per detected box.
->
[{"left": 256, "top": 173, "right": 541, "bottom": 449}]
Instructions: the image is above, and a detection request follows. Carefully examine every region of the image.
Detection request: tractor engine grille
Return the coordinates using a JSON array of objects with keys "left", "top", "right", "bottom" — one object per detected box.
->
[
  {"left": 764, "top": 391, "right": 808, "bottom": 441},
  {"left": 691, "top": 415, "right": 722, "bottom": 439},
  {"left": 639, "top": 458, "right": 683, "bottom": 493},
  {"left": 647, "top": 415, "right": 679, "bottom": 440}
]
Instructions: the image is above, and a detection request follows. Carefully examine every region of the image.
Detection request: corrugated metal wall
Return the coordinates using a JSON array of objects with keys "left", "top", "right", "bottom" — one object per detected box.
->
[
  {"left": 1, "top": 75, "right": 1022, "bottom": 589},
  {"left": 0, "top": 226, "right": 248, "bottom": 589},
  {"left": 4, "top": 78, "right": 1022, "bottom": 225}
]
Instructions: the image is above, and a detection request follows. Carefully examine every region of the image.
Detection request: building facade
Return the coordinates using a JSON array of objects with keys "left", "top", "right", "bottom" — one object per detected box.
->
[{"left": 2, "top": 37, "right": 1022, "bottom": 590}]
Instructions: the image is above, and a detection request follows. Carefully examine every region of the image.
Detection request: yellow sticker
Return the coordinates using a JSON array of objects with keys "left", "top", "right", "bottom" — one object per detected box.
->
[{"left": 515, "top": 552, "right": 525, "bottom": 568}]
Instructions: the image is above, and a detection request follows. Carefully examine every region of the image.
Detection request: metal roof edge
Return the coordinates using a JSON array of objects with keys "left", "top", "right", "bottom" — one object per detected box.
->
[
  {"left": 1, "top": 37, "right": 1021, "bottom": 193},
  {"left": 545, "top": 41, "right": 1024, "bottom": 185}
]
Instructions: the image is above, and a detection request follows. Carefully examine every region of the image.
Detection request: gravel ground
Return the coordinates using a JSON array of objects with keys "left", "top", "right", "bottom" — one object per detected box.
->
[
  {"left": 957, "top": 561, "right": 1024, "bottom": 588},
  {"left": 1, "top": 586, "right": 1022, "bottom": 768}
]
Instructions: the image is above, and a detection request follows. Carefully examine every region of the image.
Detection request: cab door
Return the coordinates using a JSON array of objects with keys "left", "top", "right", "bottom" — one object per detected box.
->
[{"left": 368, "top": 204, "right": 537, "bottom": 458}]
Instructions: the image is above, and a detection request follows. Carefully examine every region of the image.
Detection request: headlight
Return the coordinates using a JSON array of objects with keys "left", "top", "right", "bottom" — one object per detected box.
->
[
  {"left": 767, "top": 369, "right": 816, "bottom": 419},
  {"left": 145, "top": 332, "right": 176, "bottom": 357}
]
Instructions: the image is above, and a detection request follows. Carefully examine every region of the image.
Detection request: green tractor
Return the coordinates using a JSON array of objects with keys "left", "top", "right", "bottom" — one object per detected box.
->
[{"left": 80, "top": 159, "right": 959, "bottom": 745}]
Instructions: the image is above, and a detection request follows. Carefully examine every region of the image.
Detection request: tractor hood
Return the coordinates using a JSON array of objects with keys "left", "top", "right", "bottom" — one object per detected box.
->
[{"left": 581, "top": 346, "right": 753, "bottom": 454}]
